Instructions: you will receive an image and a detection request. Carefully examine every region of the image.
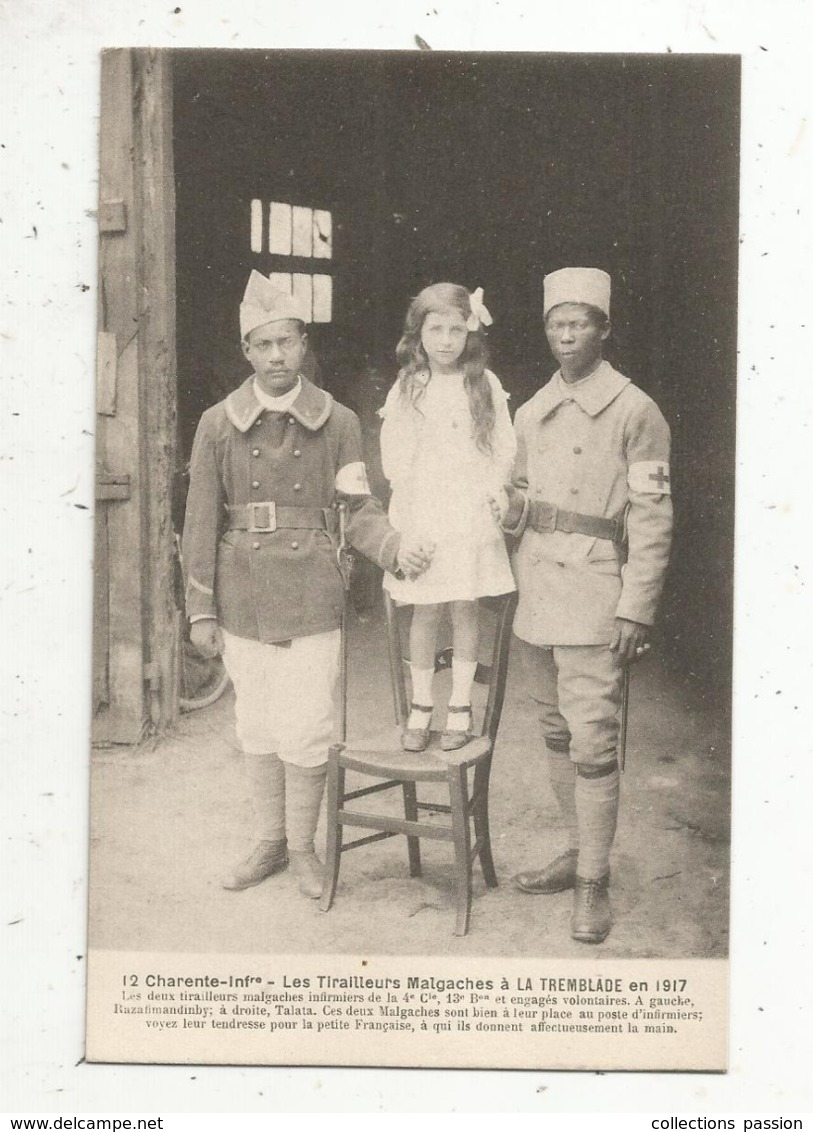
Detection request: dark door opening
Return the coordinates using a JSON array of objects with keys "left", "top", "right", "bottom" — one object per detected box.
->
[{"left": 172, "top": 50, "right": 739, "bottom": 699}]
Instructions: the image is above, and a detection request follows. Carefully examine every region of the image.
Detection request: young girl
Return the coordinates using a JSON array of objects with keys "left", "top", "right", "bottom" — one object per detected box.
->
[{"left": 379, "top": 283, "right": 517, "bottom": 752}]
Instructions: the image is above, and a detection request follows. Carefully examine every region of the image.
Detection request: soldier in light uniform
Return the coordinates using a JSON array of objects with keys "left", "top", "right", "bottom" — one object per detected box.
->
[
  {"left": 494, "top": 267, "right": 673, "bottom": 943},
  {"left": 183, "top": 271, "right": 430, "bottom": 899}
]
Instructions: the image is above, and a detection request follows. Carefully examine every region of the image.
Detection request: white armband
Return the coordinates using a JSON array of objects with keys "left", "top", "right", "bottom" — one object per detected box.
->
[
  {"left": 628, "top": 461, "right": 671, "bottom": 494},
  {"left": 335, "top": 461, "right": 371, "bottom": 495}
]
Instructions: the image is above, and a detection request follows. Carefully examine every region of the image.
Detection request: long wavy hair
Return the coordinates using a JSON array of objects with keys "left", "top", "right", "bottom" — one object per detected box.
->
[{"left": 396, "top": 282, "right": 495, "bottom": 453}]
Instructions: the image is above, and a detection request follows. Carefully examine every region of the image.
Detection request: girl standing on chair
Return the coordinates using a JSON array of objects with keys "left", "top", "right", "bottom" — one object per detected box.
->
[{"left": 379, "top": 282, "right": 517, "bottom": 752}]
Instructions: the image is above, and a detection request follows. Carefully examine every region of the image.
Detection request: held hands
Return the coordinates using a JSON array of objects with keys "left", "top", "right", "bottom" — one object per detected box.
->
[
  {"left": 609, "top": 618, "right": 650, "bottom": 666},
  {"left": 487, "top": 484, "right": 524, "bottom": 529},
  {"left": 190, "top": 619, "right": 224, "bottom": 659},
  {"left": 487, "top": 487, "right": 510, "bottom": 525},
  {"left": 396, "top": 537, "right": 435, "bottom": 580}
]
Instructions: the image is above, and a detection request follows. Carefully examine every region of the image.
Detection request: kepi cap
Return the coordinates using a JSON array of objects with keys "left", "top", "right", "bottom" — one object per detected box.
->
[
  {"left": 543, "top": 267, "right": 611, "bottom": 318},
  {"left": 240, "top": 270, "right": 310, "bottom": 338}
]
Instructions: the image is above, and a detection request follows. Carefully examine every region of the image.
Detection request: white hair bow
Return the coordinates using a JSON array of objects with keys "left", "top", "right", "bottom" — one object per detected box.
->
[{"left": 467, "top": 287, "right": 493, "bottom": 332}]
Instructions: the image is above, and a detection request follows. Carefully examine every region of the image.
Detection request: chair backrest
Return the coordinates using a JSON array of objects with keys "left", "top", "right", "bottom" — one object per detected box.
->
[{"left": 382, "top": 591, "right": 518, "bottom": 746}]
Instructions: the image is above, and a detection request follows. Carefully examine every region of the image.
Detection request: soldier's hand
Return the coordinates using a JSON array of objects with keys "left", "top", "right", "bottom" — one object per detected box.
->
[
  {"left": 190, "top": 619, "right": 224, "bottom": 659},
  {"left": 397, "top": 538, "right": 435, "bottom": 580},
  {"left": 609, "top": 618, "right": 650, "bottom": 665}
]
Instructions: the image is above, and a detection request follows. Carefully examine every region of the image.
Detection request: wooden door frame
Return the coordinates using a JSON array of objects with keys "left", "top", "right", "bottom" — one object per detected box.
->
[{"left": 93, "top": 48, "right": 178, "bottom": 744}]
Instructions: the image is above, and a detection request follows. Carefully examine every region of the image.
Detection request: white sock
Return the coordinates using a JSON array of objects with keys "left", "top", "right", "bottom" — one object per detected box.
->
[
  {"left": 408, "top": 665, "right": 435, "bottom": 728},
  {"left": 575, "top": 764, "right": 620, "bottom": 879},
  {"left": 447, "top": 659, "right": 477, "bottom": 730},
  {"left": 450, "top": 658, "right": 477, "bottom": 706}
]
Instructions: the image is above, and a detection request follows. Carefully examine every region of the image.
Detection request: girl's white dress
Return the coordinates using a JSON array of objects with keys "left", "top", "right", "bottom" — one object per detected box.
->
[{"left": 380, "top": 368, "right": 517, "bottom": 604}]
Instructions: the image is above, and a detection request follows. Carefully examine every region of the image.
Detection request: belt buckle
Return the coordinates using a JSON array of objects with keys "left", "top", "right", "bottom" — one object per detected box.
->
[{"left": 248, "top": 501, "right": 277, "bottom": 533}]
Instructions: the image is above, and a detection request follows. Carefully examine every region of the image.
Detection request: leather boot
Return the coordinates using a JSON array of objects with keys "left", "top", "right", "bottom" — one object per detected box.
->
[
  {"left": 289, "top": 850, "right": 324, "bottom": 899},
  {"left": 570, "top": 874, "right": 611, "bottom": 943},
  {"left": 221, "top": 839, "right": 288, "bottom": 891},
  {"left": 512, "top": 848, "right": 578, "bottom": 894}
]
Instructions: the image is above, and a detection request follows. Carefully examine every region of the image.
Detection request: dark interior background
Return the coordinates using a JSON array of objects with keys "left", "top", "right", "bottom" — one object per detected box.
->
[{"left": 173, "top": 50, "right": 739, "bottom": 705}]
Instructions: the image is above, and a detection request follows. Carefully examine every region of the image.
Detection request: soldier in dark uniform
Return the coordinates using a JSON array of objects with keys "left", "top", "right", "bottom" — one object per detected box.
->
[{"left": 183, "top": 271, "right": 430, "bottom": 898}]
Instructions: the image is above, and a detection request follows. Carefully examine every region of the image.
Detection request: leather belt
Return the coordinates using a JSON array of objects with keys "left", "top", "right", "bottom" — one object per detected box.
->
[
  {"left": 529, "top": 499, "right": 623, "bottom": 543},
  {"left": 226, "top": 502, "right": 336, "bottom": 534}
]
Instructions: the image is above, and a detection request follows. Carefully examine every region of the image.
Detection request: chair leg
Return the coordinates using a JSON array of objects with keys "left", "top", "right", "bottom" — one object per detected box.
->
[
  {"left": 448, "top": 763, "right": 473, "bottom": 936},
  {"left": 319, "top": 754, "right": 345, "bottom": 912},
  {"left": 473, "top": 760, "right": 498, "bottom": 888},
  {"left": 401, "top": 781, "right": 422, "bottom": 877}
]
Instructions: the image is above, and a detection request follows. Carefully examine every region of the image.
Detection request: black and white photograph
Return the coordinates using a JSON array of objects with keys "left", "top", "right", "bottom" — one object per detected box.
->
[
  {"left": 5, "top": 0, "right": 812, "bottom": 1112},
  {"left": 83, "top": 46, "right": 737, "bottom": 1070}
]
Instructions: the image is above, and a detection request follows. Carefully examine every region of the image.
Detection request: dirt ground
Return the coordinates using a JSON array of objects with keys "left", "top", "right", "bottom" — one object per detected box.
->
[{"left": 89, "top": 605, "right": 730, "bottom": 958}]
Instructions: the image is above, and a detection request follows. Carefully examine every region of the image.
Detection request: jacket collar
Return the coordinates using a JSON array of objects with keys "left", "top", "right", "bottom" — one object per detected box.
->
[
  {"left": 225, "top": 375, "right": 334, "bottom": 433},
  {"left": 530, "top": 361, "right": 630, "bottom": 421}
]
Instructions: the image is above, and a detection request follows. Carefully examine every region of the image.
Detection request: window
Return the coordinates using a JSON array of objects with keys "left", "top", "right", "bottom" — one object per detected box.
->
[{"left": 250, "top": 199, "right": 333, "bottom": 323}]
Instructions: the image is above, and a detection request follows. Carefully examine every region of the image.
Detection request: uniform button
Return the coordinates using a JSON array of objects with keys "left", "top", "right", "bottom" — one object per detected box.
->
[
  {"left": 252, "top": 541, "right": 261, "bottom": 550},
  {"left": 255, "top": 419, "right": 262, "bottom": 426},
  {"left": 573, "top": 446, "right": 582, "bottom": 454},
  {"left": 293, "top": 449, "right": 301, "bottom": 457},
  {"left": 293, "top": 483, "right": 301, "bottom": 492},
  {"left": 252, "top": 448, "right": 260, "bottom": 457},
  {"left": 252, "top": 480, "right": 260, "bottom": 489},
  {"left": 291, "top": 541, "right": 299, "bottom": 550},
  {"left": 570, "top": 487, "right": 579, "bottom": 495},
  {"left": 288, "top": 417, "right": 296, "bottom": 425}
]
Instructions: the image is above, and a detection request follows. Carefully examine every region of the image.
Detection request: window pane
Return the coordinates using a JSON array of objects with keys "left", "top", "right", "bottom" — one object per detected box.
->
[
  {"left": 250, "top": 199, "right": 263, "bottom": 254},
  {"left": 269, "top": 272, "right": 293, "bottom": 296},
  {"left": 312, "top": 210, "right": 332, "bottom": 259},
  {"left": 292, "top": 206, "right": 313, "bottom": 257},
  {"left": 269, "top": 202, "right": 292, "bottom": 255},
  {"left": 312, "top": 274, "right": 332, "bottom": 323},
  {"left": 292, "top": 273, "right": 313, "bottom": 321}
]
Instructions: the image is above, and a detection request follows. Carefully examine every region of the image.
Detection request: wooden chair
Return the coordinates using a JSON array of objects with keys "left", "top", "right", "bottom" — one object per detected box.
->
[{"left": 319, "top": 591, "right": 517, "bottom": 935}]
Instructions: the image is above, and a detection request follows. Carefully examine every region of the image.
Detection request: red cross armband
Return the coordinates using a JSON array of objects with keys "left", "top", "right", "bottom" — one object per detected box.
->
[
  {"left": 335, "top": 461, "right": 371, "bottom": 496},
  {"left": 628, "top": 461, "right": 671, "bottom": 494}
]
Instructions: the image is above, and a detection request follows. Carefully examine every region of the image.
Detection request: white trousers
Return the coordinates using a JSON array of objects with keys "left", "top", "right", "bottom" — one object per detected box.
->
[{"left": 222, "top": 628, "right": 340, "bottom": 767}]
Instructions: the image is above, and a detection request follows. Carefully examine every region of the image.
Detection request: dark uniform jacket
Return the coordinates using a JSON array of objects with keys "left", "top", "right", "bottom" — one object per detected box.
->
[{"left": 183, "top": 376, "right": 401, "bottom": 643}]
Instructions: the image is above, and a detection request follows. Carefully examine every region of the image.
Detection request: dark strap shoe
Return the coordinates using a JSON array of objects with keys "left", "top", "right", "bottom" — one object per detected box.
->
[
  {"left": 440, "top": 706, "right": 473, "bottom": 751},
  {"left": 402, "top": 703, "right": 433, "bottom": 752},
  {"left": 221, "top": 839, "right": 288, "bottom": 890},
  {"left": 512, "top": 849, "right": 578, "bottom": 894},
  {"left": 570, "top": 874, "right": 611, "bottom": 943}
]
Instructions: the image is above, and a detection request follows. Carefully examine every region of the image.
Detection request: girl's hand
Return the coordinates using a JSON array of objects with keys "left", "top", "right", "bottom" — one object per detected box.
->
[
  {"left": 487, "top": 488, "right": 510, "bottom": 524},
  {"left": 397, "top": 538, "right": 435, "bottom": 579},
  {"left": 489, "top": 484, "right": 525, "bottom": 529}
]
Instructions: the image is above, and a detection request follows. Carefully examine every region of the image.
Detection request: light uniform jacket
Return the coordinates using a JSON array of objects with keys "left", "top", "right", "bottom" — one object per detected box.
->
[
  {"left": 183, "top": 376, "right": 401, "bottom": 644},
  {"left": 507, "top": 361, "right": 673, "bottom": 646}
]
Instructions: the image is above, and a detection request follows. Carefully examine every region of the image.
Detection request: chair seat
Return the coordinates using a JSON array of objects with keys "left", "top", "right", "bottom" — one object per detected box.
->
[
  {"left": 338, "top": 734, "right": 492, "bottom": 780},
  {"left": 320, "top": 590, "right": 516, "bottom": 935}
]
